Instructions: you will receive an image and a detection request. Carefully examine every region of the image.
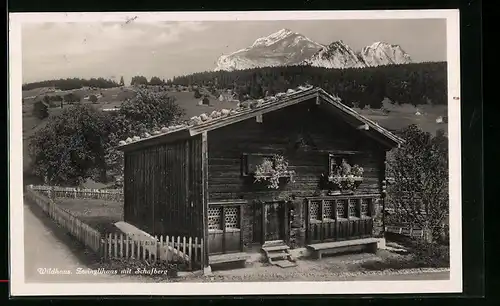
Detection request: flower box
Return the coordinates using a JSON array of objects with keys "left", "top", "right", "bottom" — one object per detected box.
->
[
  {"left": 253, "top": 154, "right": 296, "bottom": 189},
  {"left": 327, "top": 176, "right": 363, "bottom": 183},
  {"left": 255, "top": 170, "right": 295, "bottom": 179},
  {"left": 324, "top": 159, "right": 364, "bottom": 193}
]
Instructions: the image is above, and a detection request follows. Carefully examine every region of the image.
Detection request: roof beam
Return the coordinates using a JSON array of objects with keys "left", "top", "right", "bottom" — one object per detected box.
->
[
  {"left": 318, "top": 92, "right": 403, "bottom": 146},
  {"left": 318, "top": 100, "right": 398, "bottom": 149}
]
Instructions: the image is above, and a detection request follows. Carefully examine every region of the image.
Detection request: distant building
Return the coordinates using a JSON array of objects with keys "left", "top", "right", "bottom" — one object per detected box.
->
[
  {"left": 218, "top": 92, "right": 238, "bottom": 102},
  {"left": 102, "top": 107, "right": 121, "bottom": 112},
  {"left": 198, "top": 98, "right": 210, "bottom": 106}
]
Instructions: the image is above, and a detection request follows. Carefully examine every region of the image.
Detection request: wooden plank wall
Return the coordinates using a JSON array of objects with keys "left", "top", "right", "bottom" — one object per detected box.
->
[
  {"left": 123, "top": 136, "right": 204, "bottom": 239},
  {"left": 207, "top": 99, "right": 386, "bottom": 201},
  {"left": 206, "top": 99, "right": 387, "bottom": 246}
]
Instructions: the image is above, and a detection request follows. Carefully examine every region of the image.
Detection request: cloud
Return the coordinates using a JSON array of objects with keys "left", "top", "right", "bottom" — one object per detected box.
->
[
  {"left": 21, "top": 21, "right": 210, "bottom": 82},
  {"left": 22, "top": 21, "right": 209, "bottom": 59}
]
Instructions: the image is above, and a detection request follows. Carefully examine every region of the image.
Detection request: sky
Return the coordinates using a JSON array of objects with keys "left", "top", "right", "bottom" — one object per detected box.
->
[{"left": 22, "top": 19, "right": 447, "bottom": 84}]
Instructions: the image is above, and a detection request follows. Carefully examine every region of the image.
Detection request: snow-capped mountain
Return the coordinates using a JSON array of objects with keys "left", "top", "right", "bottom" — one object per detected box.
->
[
  {"left": 214, "top": 29, "right": 323, "bottom": 71},
  {"left": 214, "top": 29, "right": 413, "bottom": 71},
  {"left": 359, "top": 42, "right": 412, "bottom": 67},
  {"left": 302, "top": 40, "right": 366, "bottom": 69}
]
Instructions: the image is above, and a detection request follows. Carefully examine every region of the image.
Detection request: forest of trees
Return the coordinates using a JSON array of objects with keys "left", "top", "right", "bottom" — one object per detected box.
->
[
  {"left": 130, "top": 75, "right": 167, "bottom": 86},
  {"left": 23, "top": 75, "right": 170, "bottom": 91},
  {"left": 168, "top": 62, "right": 448, "bottom": 108},
  {"left": 22, "top": 77, "right": 121, "bottom": 91}
]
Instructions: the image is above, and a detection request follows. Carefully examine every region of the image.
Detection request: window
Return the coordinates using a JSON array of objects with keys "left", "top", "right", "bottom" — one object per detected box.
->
[
  {"left": 309, "top": 200, "right": 321, "bottom": 221},
  {"left": 329, "top": 154, "right": 361, "bottom": 173},
  {"left": 361, "top": 198, "right": 370, "bottom": 217},
  {"left": 208, "top": 206, "right": 223, "bottom": 231},
  {"left": 337, "top": 199, "right": 347, "bottom": 218},
  {"left": 308, "top": 197, "right": 374, "bottom": 222},
  {"left": 224, "top": 206, "right": 240, "bottom": 230},
  {"left": 348, "top": 199, "right": 358, "bottom": 217},
  {"left": 323, "top": 200, "right": 335, "bottom": 220},
  {"left": 242, "top": 153, "right": 274, "bottom": 176},
  {"left": 208, "top": 204, "right": 241, "bottom": 232}
]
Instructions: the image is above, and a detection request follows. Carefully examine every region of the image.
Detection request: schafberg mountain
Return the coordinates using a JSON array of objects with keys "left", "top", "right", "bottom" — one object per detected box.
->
[{"left": 214, "top": 29, "right": 412, "bottom": 71}]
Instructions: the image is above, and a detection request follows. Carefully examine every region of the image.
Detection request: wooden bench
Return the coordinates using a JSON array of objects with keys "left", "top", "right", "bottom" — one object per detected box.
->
[
  {"left": 209, "top": 252, "right": 250, "bottom": 267},
  {"left": 306, "top": 238, "right": 379, "bottom": 259}
]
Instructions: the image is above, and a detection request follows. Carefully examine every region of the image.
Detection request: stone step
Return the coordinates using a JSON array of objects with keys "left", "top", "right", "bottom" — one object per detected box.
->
[
  {"left": 209, "top": 252, "right": 250, "bottom": 265},
  {"left": 262, "top": 240, "right": 286, "bottom": 248},
  {"left": 262, "top": 244, "right": 290, "bottom": 252},
  {"left": 274, "top": 260, "right": 298, "bottom": 268},
  {"left": 267, "top": 251, "right": 290, "bottom": 259}
]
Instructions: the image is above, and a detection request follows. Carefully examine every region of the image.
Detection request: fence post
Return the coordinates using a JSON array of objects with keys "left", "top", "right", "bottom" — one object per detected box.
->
[
  {"left": 188, "top": 237, "right": 193, "bottom": 271},
  {"left": 150, "top": 237, "right": 155, "bottom": 262},
  {"left": 157, "top": 235, "right": 163, "bottom": 262},
  {"left": 200, "top": 238, "right": 205, "bottom": 270},
  {"left": 182, "top": 236, "right": 187, "bottom": 262},
  {"left": 166, "top": 236, "right": 170, "bottom": 263},
  {"left": 108, "top": 233, "right": 112, "bottom": 259}
]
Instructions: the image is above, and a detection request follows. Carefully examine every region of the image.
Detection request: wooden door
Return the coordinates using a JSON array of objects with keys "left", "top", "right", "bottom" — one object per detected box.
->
[{"left": 264, "top": 201, "right": 287, "bottom": 242}]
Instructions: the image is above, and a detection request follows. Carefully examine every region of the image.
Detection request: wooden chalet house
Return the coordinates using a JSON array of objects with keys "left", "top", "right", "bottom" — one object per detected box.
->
[{"left": 117, "top": 86, "right": 404, "bottom": 270}]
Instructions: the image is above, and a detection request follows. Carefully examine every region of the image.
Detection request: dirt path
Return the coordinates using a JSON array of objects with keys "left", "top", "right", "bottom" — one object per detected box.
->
[{"left": 23, "top": 203, "right": 144, "bottom": 283}]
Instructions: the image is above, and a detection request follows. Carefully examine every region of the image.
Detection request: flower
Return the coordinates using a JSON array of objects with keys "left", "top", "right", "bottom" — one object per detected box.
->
[
  {"left": 328, "top": 160, "right": 364, "bottom": 191},
  {"left": 254, "top": 154, "right": 294, "bottom": 189}
]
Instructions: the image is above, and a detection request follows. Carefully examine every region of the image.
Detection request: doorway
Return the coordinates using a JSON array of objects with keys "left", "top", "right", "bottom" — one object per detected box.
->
[{"left": 261, "top": 201, "right": 289, "bottom": 243}]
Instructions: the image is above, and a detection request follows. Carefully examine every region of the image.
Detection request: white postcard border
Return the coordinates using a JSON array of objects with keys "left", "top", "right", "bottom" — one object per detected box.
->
[{"left": 9, "top": 9, "right": 462, "bottom": 296}]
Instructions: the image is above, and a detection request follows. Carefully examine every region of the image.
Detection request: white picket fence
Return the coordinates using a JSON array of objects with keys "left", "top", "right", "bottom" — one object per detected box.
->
[
  {"left": 29, "top": 184, "right": 123, "bottom": 202},
  {"left": 25, "top": 187, "right": 102, "bottom": 252},
  {"left": 385, "top": 225, "right": 424, "bottom": 238},
  {"left": 101, "top": 233, "right": 205, "bottom": 270},
  {"left": 25, "top": 185, "right": 205, "bottom": 271}
]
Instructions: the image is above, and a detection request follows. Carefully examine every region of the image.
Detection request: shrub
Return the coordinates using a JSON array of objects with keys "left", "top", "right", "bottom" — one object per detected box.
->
[
  {"left": 386, "top": 124, "right": 449, "bottom": 243},
  {"left": 64, "top": 92, "right": 81, "bottom": 103},
  {"left": 360, "top": 242, "right": 449, "bottom": 271},
  {"left": 32, "top": 101, "right": 49, "bottom": 119},
  {"left": 89, "top": 95, "right": 98, "bottom": 103},
  {"left": 411, "top": 241, "right": 450, "bottom": 268}
]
